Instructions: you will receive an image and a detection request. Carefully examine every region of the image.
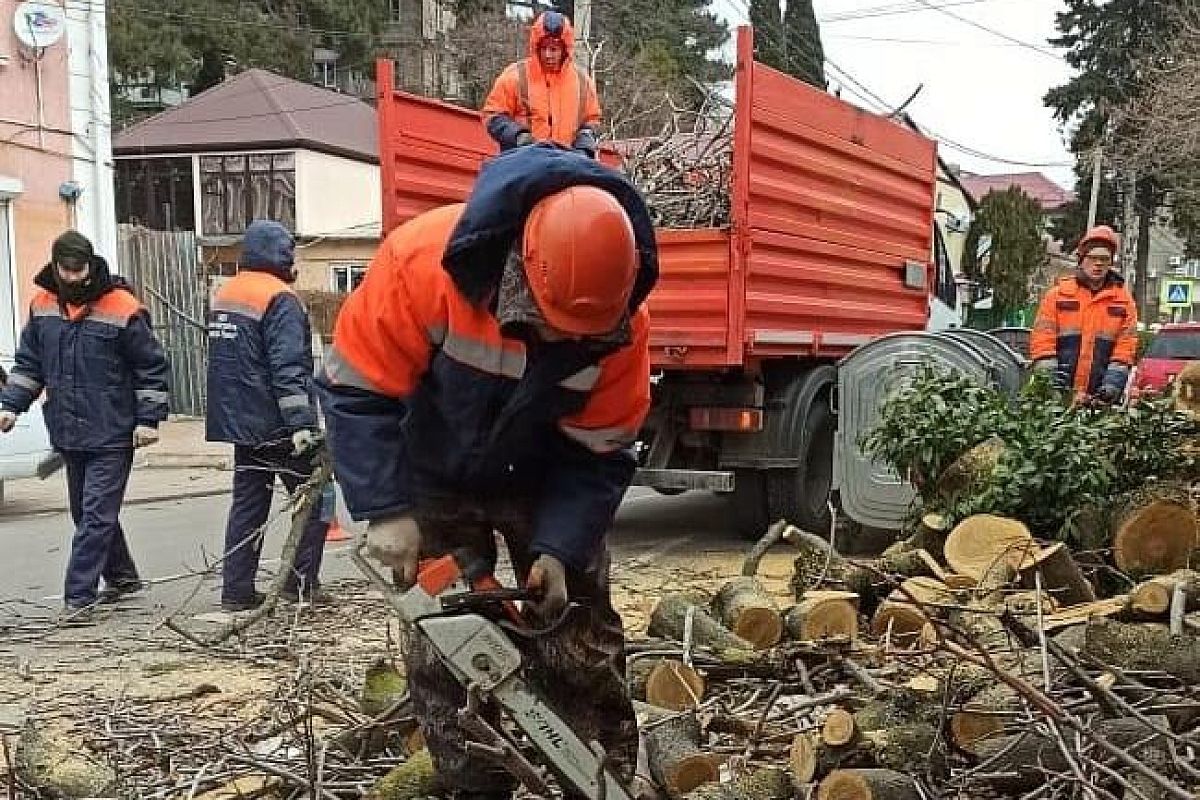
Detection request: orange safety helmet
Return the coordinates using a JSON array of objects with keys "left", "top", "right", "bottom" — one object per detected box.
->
[
  {"left": 1076, "top": 225, "right": 1121, "bottom": 259},
  {"left": 522, "top": 185, "right": 638, "bottom": 336}
]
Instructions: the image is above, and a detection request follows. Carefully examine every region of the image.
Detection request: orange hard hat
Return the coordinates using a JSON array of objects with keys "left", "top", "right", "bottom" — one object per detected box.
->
[
  {"left": 1076, "top": 225, "right": 1120, "bottom": 258},
  {"left": 522, "top": 186, "right": 638, "bottom": 336}
]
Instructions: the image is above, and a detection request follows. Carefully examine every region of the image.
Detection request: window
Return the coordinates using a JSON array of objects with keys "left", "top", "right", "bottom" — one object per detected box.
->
[
  {"left": 0, "top": 199, "right": 16, "bottom": 355},
  {"left": 331, "top": 263, "right": 368, "bottom": 293},
  {"left": 200, "top": 152, "right": 295, "bottom": 236},
  {"left": 116, "top": 157, "right": 195, "bottom": 231}
]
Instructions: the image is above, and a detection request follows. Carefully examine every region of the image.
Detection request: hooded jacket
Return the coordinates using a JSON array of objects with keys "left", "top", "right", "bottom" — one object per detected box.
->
[
  {"left": 1031, "top": 272, "right": 1138, "bottom": 395},
  {"left": 0, "top": 256, "right": 170, "bottom": 450},
  {"left": 482, "top": 10, "right": 602, "bottom": 153},
  {"left": 318, "top": 146, "right": 657, "bottom": 570}
]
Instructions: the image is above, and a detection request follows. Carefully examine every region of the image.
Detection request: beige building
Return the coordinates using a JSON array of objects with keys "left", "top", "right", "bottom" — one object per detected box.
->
[{"left": 113, "top": 69, "right": 381, "bottom": 293}]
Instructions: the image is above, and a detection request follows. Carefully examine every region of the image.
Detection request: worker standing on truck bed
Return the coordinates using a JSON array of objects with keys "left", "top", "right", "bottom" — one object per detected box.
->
[
  {"left": 482, "top": 9, "right": 602, "bottom": 157},
  {"left": 0, "top": 231, "right": 170, "bottom": 622},
  {"left": 206, "top": 220, "right": 329, "bottom": 612},
  {"left": 318, "top": 145, "right": 656, "bottom": 797},
  {"left": 1031, "top": 225, "right": 1138, "bottom": 403}
]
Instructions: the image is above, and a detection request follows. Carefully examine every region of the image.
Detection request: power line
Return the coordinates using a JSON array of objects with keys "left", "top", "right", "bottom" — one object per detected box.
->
[
  {"left": 907, "top": 0, "right": 1064, "bottom": 62},
  {"left": 820, "top": 0, "right": 996, "bottom": 24},
  {"left": 827, "top": 33, "right": 1031, "bottom": 47}
]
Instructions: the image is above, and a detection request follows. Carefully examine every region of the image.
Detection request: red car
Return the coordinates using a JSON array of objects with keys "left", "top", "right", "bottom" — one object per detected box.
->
[{"left": 1135, "top": 322, "right": 1200, "bottom": 393}]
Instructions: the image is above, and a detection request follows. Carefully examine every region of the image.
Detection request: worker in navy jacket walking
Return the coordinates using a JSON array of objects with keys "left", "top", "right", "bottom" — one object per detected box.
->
[
  {"left": 206, "top": 220, "right": 328, "bottom": 611},
  {"left": 0, "top": 231, "right": 170, "bottom": 620}
]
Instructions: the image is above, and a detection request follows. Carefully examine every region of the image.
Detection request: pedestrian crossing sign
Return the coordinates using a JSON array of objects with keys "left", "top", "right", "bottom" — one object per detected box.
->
[{"left": 1163, "top": 280, "right": 1194, "bottom": 309}]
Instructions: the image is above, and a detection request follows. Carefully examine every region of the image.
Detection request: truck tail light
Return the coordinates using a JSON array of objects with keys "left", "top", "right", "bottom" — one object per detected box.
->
[{"left": 689, "top": 407, "right": 763, "bottom": 432}]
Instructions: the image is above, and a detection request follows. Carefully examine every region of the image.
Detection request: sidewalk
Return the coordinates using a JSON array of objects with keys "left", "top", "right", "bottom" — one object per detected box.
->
[{"left": 0, "top": 418, "right": 234, "bottom": 517}]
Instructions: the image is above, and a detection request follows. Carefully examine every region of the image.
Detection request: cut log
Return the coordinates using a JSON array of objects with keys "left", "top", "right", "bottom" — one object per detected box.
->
[
  {"left": 972, "top": 716, "right": 1170, "bottom": 794},
  {"left": 822, "top": 708, "right": 857, "bottom": 747},
  {"left": 786, "top": 591, "right": 860, "bottom": 642},
  {"left": 1017, "top": 542, "right": 1096, "bottom": 606},
  {"left": 1083, "top": 619, "right": 1200, "bottom": 683},
  {"left": 1111, "top": 489, "right": 1197, "bottom": 577},
  {"left": 817, "top": 769, "right": 920, "bottom": 800},
  {"left": 711, "top": 577, "right": 783, "bottom": 649},
  {"left": 1131, "top": 569, "right": 1200, "bottom": 616},
  {"left": 649, "top": 593, "right": 755, "bottom": 654},
  {"left": 629, "top": 659, "right": 706, "bottom": 711},
  {"left": 684, "top": 767, "right": 791, "bottom": 800},
  {"left": 870, "top": 578, "right": 954, "bottom": 647},
  {"left": 936, "top": 436, "right": 1006, "bottom": 499},
  {"left": 790, "top": 733, "right": 818, "bottom": 784},
  {"left": 791, "top": 532, "right": 876, "bottom": 602},
  {"left": 943, "top": 515, "right": 1036, "bottom": 583},
  {"left": 1001, "top": 590, "right": 1058, "bottom": 616},
  {"left": 852, "top": 691, "right": 943, "bottom": 774},
  {"left": 912, "top": 513, "right": 950, "bottom": 554},
  {"left": 1042, "top": 595, "right": 1130, "bottom": 630},
  {"left": 950, "top": 684, "right": 1018, "bottom": 754},
  {"left": 645, "top": 714, "right": 721, "bottom": 798}
]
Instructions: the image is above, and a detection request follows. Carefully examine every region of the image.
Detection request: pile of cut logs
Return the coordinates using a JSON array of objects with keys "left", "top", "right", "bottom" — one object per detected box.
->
[{"left": 630, "top": 513, "right": 1200, "bottom": 800}]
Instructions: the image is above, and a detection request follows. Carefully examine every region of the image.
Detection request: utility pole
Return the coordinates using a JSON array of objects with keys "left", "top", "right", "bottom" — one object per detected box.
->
[{"left": 573, "top": 0, "right": 592, "bottom": 73}]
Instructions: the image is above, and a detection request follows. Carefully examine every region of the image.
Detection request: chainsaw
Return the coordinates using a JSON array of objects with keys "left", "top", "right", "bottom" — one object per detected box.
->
[{"left": 351, "top": 538, "right": 635, "bottom": 800}]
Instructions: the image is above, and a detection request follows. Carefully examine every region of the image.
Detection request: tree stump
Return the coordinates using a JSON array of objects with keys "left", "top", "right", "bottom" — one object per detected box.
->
[
  {"left": 943, "top": 515, "right": 1036, "bottom": 583},
  {"left": 711, "top": 577, "right": 783, "bottom": 650},
  {"left": 645, "top": 714, "right": 721, "bottom": 798},
  {"left": 817, "top": 769, "right": 920, "bottom": 800},
  {"left": 649, "top": 593, "right": 755, "bottom": 654},
  {"left": 1017, "top": 542, "right": 1096, "bottom": 606},
  {"left": 785, "top": 591, "right": 859, "bottom": 642},
  {"left": 1111, "top": 488, "right": 1197, "bottom": 577},
  {"left": 629, "top": 659, "right": 706, "bottom": 711},
  {"left": 1131, "top": 569, "right": 1200, "bottom": 616}
]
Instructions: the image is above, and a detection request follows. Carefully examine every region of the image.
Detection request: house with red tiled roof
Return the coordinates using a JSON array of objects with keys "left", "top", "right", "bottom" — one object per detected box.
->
[
  {"left": 958, "top": 171, "right": 1075, "bottom": 215},
  {"left": 113, "top": 69, "right": 381, "bottom": 294}
]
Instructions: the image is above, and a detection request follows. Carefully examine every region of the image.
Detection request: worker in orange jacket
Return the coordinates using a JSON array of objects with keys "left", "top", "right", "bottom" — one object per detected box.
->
[
  {"left": 482, "top": 10, "right": 602, "bottom": 157},
  {"left": 1031, "top": 225, "right": 1138, "bottom": 402},
  {"left": 318, "top": 146, "right": 657, "bottom": 797}
]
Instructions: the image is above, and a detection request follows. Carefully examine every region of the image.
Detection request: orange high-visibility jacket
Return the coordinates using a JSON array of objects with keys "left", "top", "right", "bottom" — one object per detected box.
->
[
  {"left": 482, "top": 11, "right": 601, "bottom": 149},
  {"left": 1030, "top": 274, "right": 1138, "bottom": 394}
]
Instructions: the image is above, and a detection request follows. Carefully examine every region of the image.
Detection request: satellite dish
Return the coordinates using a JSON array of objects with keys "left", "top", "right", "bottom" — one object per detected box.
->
[{"left": 14, "top": 1, "right": 66, "bottom": 50}]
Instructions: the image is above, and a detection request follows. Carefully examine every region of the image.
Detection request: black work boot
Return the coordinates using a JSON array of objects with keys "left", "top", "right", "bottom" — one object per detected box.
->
[
  {"left": 99, "top": 578, "right": 147, "bottom": 603},
  {"left": 221, "top": 591, "right": 266, "bottom": 613}
]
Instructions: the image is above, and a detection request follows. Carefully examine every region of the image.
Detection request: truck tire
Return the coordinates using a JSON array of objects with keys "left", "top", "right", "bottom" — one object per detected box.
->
[
  {"left": 732, "top": 469, "right": 770, "bottom": 539},
  {"left": 768, "top": 398, "right": 835, "bottom": 534}
]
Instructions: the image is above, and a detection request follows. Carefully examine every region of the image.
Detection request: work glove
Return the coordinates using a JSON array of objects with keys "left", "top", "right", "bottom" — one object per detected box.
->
[
  {"left": 515, "top": 131, "right": 535, "bottom": 147},
  {"left": 525, "top": 554, "right": 568, "bottom": 619},
  {"left": 0, "top": 410, "right": 15, "bottom": 433},
  {"left": 291, "top": 428, "right": 321, "bottom": 457},
  {"left": 132, "top": 425, "right": 159, "bottom": 448},
  {"left": 367, "top": 514, "right": 422, "bottom": 589}
]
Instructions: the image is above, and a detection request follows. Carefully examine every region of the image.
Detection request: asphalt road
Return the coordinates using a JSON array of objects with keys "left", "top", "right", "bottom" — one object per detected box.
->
[{"left": 0, "top": 485, "right": 745, "bottom": 622}]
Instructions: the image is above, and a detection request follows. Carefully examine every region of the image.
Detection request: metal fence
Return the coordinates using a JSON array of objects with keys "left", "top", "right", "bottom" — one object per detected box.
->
[{"left": 118, "top": 225, "right": 208, "bottom": 416}]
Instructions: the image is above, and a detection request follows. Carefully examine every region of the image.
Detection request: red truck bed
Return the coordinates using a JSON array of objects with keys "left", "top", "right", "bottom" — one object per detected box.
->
[{"left": 377, "top": 27, "right": 938, "bottom": 369}]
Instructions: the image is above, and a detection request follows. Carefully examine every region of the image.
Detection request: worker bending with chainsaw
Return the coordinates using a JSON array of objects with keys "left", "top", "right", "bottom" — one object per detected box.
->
[
  {"left": 1031, "top": 225, "right": 1138, "bottom": 403},
  {"left": 319, "top": 145, "right": 656, "bottom": 797},
  {"left": 206, "top": 220, "right": 328, "bottom": 611},
  {"left": 0, "top": 231, "right": 169, "bottom": 620},
  {"left": 482, "top": 9, "right": 602, "bottom": 157}
]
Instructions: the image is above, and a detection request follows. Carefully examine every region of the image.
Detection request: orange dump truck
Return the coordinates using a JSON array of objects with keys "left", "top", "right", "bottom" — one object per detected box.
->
[{"left": 375, "top": 27, "right": 1003, "bottom": 536}]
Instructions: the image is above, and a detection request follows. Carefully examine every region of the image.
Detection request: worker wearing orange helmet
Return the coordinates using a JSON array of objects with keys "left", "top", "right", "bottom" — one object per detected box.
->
[
  {"left": 317, "top": 145, "right": 656, "bottom": 796},
  {"left": 1031, "top": 225, "right": 1138, "bottom": 402},
  {"left": 482, "top": 10, "right": 602, "bottom": 157}
]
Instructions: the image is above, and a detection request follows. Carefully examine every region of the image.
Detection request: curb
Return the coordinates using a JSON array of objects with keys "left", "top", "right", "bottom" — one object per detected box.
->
[{"left": 0, "top": 486, "right": 232, "bottom": 519}]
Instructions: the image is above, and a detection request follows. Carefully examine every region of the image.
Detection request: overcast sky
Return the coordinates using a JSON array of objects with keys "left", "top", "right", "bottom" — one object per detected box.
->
[{"left": 710, "top": 0, "right": 1078, "bottom": 189}]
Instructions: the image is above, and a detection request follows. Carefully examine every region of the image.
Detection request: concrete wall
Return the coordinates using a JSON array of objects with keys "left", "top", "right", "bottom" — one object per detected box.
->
[{"left": 294, "top": 149, "right": 380, "bottom": 240}]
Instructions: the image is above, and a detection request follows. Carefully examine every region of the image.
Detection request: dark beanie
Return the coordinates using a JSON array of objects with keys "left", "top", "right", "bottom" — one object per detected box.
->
[
  {"left": 52, "top": 230, "right": 94, "bottom": 264},
  {"left": 241, "top": 220, "right": 295, "bottom": 274}
]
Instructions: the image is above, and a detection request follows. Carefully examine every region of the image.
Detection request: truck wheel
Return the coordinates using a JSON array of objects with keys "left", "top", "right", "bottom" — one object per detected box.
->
[
  {"left": 769, "top": 398, "right": 835, "bottom": 534},
  {"left": 732, "top": 469, "right": 770, "bottom": 539}
]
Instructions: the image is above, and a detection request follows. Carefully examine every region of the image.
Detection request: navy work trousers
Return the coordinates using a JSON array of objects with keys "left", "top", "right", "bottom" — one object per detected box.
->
[
  {"left": 221, "top": 444, "right": 328, "bottom": 603},
  {"left": 62, "top": 448, "right": 138, "bottom": 607}
]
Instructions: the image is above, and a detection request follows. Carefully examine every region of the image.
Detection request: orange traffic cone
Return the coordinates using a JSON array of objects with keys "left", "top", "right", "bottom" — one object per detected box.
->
[{"left": 325, "top": 517, "right": 351, "bottom": 543}]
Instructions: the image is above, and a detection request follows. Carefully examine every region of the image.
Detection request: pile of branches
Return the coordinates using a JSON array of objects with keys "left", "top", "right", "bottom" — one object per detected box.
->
[{"left": 618, "top": 91, "right": 733, "bottom": 229}]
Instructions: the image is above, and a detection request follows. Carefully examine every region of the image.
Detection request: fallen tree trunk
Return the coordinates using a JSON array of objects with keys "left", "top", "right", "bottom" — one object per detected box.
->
[
  {"left": 1082, "top": 619, "right": 1200, "bottom": 683},
  {"left": 711, "top": 577, "right": 783, "bottom": 650},
  {"left": 972, "top": 716, "right": 1171, "bottom": 794},
  {"left": 645, "top": 714, "right": 721, "bottom": 798},
  {"left": 785, "top": 591, "right": 859, "bottom": 642},
  {"left": 1130, "top": 570, "right": 1200, "bottom": 616},
  {"left": 1111, "top": 487, "right": 1197, "bottom": 577},
  {"left": 628, "top": 659, "right": 706, "bottom": 711},
  {"left": 817, "top": 769, "right": 920, "bottom": 800},
  {"left": 1017, "top": 542, "right": 1096, "bottom": 606},
  {"left": 649, "top": 593, "right": 755, "bottom": 655}
]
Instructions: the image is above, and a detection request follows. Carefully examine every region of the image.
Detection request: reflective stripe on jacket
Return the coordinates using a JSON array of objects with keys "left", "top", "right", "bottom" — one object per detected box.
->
[
  {"left": 206, "top": 269, "right": 318, "bottom": 446},
  {"left": 0, "top": 287, "right": 169, "bottom": 450},
  {"left": 1030, "top": 274, "right": 1138, "bottom": 394}
]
